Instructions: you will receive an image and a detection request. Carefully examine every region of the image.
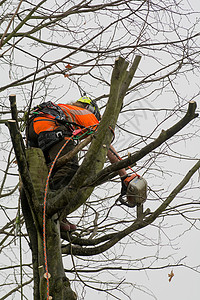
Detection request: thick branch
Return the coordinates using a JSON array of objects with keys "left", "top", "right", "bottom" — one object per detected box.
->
[
  {"left": 47, "top": 56, "right": 141, "bottom": 217},
  {"left": 61, "top": 215, "right": 144, "bottom": 256},
  {"left": 61, "top": 231, "right": 117, "bottom": 247},
  {"left": 55, "top": 135, "right": 93, "bottom": 169},
  {"left": 9, "top": 95, "right": 19, "bottom": 127},
  {"left": 20, "top": 189, "right": 40, "bottom": 299},
  {"left": 86, "top": 101, "right": 199, "bottom": 187},
  {"left": 62, "top": 158, "right": 200, "bottom": 256},
  {"left": 6, "top": 120, "right": 41, "bottom": 231}
]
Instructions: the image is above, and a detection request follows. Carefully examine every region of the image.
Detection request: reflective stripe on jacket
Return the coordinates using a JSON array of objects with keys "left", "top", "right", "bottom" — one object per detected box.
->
[
  {"left": 58, "top": 104, "right": 99, "bottom": 128},
  {"left": 32, "top": 104, "right": 99, "bottom": 135}
]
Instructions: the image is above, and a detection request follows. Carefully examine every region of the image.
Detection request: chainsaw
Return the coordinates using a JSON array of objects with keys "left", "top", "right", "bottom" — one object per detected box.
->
[{"left": 119, "top": 173, "right": 147, "bottom": 208}]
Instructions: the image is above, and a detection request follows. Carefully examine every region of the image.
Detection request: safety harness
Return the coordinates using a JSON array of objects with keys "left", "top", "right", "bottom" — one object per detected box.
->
[
  {"left": 32, "top": 101, "right": 66, "bottom": 120},
  {"left": 30, "top": 101, "right": 85, "bottom": 129},
  {"left": 28, "top": 101, "right": 88, "bottom": 152}
]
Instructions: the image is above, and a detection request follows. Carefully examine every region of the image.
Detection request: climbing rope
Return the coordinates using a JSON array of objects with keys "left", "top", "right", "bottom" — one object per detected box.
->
[
  {"left": 42, "top": 124, "right": 98, "bottom": 299},
  {"left": 43, "top": 137, "right": 72, "bottom": 299},
  {"left": 108, "top": 146, "right": 139, "bottom": 175}
]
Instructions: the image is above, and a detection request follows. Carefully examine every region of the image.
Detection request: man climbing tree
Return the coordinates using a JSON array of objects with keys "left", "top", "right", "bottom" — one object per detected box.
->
[
  {"left": 6, "top": 56, "right": 199, "bottom": 300},
  {"left": 7, "top": 56, "right": 144, "bottom": 299},
  {"left": 1, "top": 1, "right": 200, "bottom": 300},
  {"left": 26, "top": 95, "right": 129, "bottom": 232}
]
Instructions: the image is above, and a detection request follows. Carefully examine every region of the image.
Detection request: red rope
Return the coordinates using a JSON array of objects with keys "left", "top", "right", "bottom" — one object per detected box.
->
[
  {"left": 42, "top": 125, "right": 98, "bottom": 299},
  {"left": 43, "top": 137, "right": 72, "bottom": 299},
  {"left": 109, "top": 147, "right": 140, "bottom": 176}
]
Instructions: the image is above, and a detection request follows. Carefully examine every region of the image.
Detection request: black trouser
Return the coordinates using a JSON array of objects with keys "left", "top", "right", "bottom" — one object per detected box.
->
[{"left": 48, "top": 137, "right": 79, "bottom": 190}]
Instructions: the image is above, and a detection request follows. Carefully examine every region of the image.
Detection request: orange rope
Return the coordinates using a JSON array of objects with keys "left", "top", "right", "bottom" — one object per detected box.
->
[
  {"left": 42, "top": 124, "right": 98, "bottom": 299},
  {"left": 43, "top": 137, "right": 72, "bottom": 299},
  {"left": 109, "top": 147, "right": 139, "bottom": 176}
]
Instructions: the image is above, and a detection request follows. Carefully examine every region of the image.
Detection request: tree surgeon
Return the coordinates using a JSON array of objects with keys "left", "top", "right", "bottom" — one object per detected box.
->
[{"left": 26, "top": 96, "right": 129, "bottom": 231}]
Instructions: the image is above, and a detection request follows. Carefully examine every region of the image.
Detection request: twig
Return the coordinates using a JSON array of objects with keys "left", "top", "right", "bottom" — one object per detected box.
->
[{"left": 0, "top": 0, "right": 23, "bottom": 48}]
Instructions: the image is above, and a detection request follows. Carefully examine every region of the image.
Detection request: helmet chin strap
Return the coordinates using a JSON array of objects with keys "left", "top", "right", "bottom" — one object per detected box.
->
[{"left": 86, "top": 104, "right": 95, "bottom": 114}]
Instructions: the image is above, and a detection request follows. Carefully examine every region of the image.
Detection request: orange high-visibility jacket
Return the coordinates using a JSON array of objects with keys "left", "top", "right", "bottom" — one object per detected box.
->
[{"left": 32, "top": 104, "right": 99, "bottom": 135}]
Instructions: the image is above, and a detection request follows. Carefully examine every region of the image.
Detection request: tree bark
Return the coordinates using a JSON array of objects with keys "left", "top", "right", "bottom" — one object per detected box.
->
[
  {"left": 38, "top": 216, "right": 77, "bottom": 300},
  {"left": 86, "top": 101, "right": 199, "bottom": 187},
  {"left": 26, "top": 148, "right": 77, "bottom": 300},
  {"left": 7, "top": 96, "right": 77, "bottom": 299},
  {"left": 20, "top": 189, "right": 40, "bottom": 300},
  {"left": 47, "top": 56, "right": 142, "bottom": 218}
]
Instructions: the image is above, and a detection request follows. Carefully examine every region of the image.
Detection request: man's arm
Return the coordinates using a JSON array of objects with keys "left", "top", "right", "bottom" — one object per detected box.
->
[{"left": 107, "top": 145, "right": 127, "bottom": 178}]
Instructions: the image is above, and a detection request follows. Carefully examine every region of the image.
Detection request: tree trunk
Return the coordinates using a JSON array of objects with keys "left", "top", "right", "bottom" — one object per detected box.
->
[
  {"left": 26, "top": 148, "right": 77, "bottom": 300},
  {"left": 21, "top": 189, "right": 40, "bottom": 300},
  {"left": 38, "top": 216, "right": 77, "bottom": 300}
]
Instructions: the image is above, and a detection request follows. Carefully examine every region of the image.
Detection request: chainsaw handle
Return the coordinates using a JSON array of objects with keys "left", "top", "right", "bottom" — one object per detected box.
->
[
  {"left": 124, "top": 173, "right": 140, "bottom": 186},
  {"left": 117, "top": 195, "right": 137, "bottom": 208}
]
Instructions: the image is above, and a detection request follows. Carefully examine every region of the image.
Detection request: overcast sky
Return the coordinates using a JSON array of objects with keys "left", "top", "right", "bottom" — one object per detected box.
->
[{"left": 1, "top": 1, "right": 200, "bottom": 299}]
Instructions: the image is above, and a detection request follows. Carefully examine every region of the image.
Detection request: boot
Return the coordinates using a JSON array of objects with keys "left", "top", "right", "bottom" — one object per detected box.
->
[{"left": 60, "top": 219, "right": 77, "bottom": 232}]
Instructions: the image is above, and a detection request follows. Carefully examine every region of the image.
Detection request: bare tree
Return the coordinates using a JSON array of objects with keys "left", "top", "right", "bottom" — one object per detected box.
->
[{"left": 0, "top": 1, "right": 200, "bottom": 299}]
